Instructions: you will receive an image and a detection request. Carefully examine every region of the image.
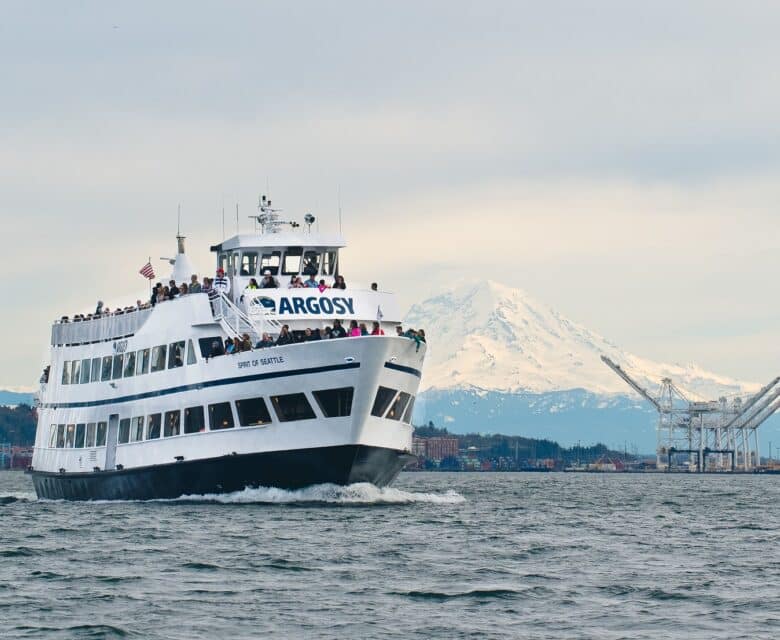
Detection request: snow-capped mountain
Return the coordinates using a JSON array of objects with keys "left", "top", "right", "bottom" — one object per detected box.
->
[
  {"left": 404, "top": 281, "right": 776, "bottom": 451},
  {"left": 405, "top": 280, "right": 758, "bottom": 399}
]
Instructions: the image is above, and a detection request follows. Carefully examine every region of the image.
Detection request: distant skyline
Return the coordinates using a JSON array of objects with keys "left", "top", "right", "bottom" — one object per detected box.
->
[{"left": 1, "top": 1, "right": 779, "bottom": 388}]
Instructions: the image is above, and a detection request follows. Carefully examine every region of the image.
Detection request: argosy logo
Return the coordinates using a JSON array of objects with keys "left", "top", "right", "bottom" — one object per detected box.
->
[{"left": 253, "top": 296, "right": 356, "bottom": 315}]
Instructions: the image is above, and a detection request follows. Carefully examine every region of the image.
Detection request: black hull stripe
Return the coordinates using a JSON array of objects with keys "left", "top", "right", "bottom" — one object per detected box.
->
[
  {"left": 384, "top": 362, "right": 422, "bottom": 378},
  {"left": 40, "top": 362, "right": 360, "bottom": 409}
]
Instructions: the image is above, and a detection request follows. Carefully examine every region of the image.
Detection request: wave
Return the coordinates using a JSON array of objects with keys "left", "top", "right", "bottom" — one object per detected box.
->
[
  {"left": 0, "top": 493, "right": 36, "bottom": 505},
  {"left": 173, "top": 482, "right": 466, "bottom": 505}
]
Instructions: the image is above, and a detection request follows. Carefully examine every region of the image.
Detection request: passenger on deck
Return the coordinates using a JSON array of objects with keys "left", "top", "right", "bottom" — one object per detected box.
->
[
  {"left": 150, "top": 284, "right": 162, "bottom": 307},
  {"left": 302, "top": 327, "right": 314, "bottom": 342},
  {"left": 371, "top": 321, "right": 384, "bottom": 336},
  {"left": 202, "top": 277, "right": 213, "bottom": 295},
  {"left": 359, "top": 323, "right": 369, "bottom": 336},
  {"left": 240, "top": 334, "right": 253, "bottom": 351},
  {"left": 349, "top": 320, "right": 361, "bottom": 337},
  {"left": 333, "top": 275, "right": 347, "bottom": 290},
  {"left": 224, "top": 337, "right": 236, "bottom": 354},
  {"left": 371, "top": 282, "right": 378, "bottom": 291},
  {"left": 189, "top": 275, "right": 202, "bottom": 293},
  {"left": 169, "top": 280, "right": 180, "bottom": 298},
  {"left": 256, "top": 333, "right": 274, "bottom": 348},
  {"left": 247, "top": 278, "right": 259, "bottom": 289},
  {"left": 417, "top": 329, "right": 426, "bottom": 343},
  {"left": 95, "top": 300, "right": 104, "bottom": 315},
  {"left": 179, "top": 283, "right": 189, "bottom": 296},
  {"left": 331, "top": 319, "right": 347, "bottom": 338},
  {"left": 276, "top": 325, "right": 294, "bottom": 346},
  {"left": 323, "top": 326, "right": 333, "bottom": 339},
  {"left": 260, "top": 270, "right": 278, "bottom": 289},
  {"left": 318, "top": 279, "right": 328, "bottom": 293},
  {"left": 395, "top": 326, "right": 404, "bottom": 337},
  {"left": 304, "top": 274, "right": 318, "bottom": 288},
  {"left": 214, "top": 268, "right": 231, "bottom": 295}
]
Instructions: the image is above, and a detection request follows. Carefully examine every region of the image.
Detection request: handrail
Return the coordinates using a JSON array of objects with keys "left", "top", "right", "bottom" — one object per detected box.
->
[{"left": 210, "top": 291, "right": 274, "bottom": 343}]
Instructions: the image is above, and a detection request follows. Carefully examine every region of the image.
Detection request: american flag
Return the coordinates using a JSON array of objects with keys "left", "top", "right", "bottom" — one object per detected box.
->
[{"left": 139, "top": 261, "right": 155, "bottom": 280}]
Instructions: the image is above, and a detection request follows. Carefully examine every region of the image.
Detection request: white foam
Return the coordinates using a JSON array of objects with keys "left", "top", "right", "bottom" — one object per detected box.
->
[{"left": 176, "top": 482, "right": 466, "bottom": 505}]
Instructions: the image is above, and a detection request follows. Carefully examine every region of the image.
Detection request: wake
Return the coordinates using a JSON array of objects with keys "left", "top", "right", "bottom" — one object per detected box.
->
[{"left": 174, "top": 482, "right": 466, "bottom": 505}]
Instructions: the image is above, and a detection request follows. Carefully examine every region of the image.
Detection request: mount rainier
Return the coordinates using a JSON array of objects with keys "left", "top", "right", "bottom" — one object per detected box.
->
[{"left": 405, "top": 281, "right": 776, "bottom": 453}]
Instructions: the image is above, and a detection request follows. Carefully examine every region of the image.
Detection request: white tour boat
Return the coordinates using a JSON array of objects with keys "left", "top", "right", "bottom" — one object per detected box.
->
[{"left": 30, "top": 197, "right": 426, "bottom": 500}]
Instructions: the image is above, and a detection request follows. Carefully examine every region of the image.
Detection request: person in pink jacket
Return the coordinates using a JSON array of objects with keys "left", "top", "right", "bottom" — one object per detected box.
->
[{"left": 348, "top": 320, "right": 361, "bottom": 337}]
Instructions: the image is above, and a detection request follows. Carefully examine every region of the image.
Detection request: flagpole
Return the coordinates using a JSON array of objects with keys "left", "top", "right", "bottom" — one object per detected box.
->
[{"left": 148, "top": 256, "right": 152, "bottom": 299}]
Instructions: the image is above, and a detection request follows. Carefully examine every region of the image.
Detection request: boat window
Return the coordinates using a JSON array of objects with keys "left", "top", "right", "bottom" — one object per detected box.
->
[
  {"left": 118, "top": 418, "right": 131, "bottom": 444},
  {"left": 208, "top": 402, "right": 235, "bottom": 430},
  {"left": 260, "top": 251, "right": 281, "bottom": 275},
  {"left": 146, "top": 414, "right": 161, "bottom": 439},
  {"left": 302, "top": 251, "right": 320, "bottom": 276},
  {"left": 229, "top": 252, "right": 240, "bottom": 277},
  {"left": 131, "top": 417, "right": 144, "bottom": 442},
  {"left": 71, "top": 360, "right": 81, "bottom": 385},
  {"left": 164, "top": 410, "right": 181, "bottom": 437},
  {"left": 313, "top": 387, "right": 354, "bottom": 418},
  {"left": 184, "top": 406, "right": 205, "bottom": 434},
  {"left": 241, "top": 252, "right": 258, "bottom": 276},
  {"left": 96, "top": 422, "right": 107, "bottom": 447},
  {"left": 112, "top": 355, "right": 124, "bottom": 380},
  {"left": 371, "top": 386, "right": 397, "bottom": 417},
  {"left": 101, "top": 356, "right": 113, "bottom": 381},
  {"left": 150, "top": 345, "right": 167, "bottom": 372},
  {"left": 49, "top": 424, "right": 57, "bottom": 448},
  {"left": 218, "top": 253, "right": 228, "bottom": 273},
  {"left": 322, "top": 250, "right": 338, "bottom": 276},
  {"left": 186, "top": 339, "right": 197, "bottom": 365},
  {"left": 386, "top": 392, "right": 411, "bottom": 421},
  {"left": 136, "top": 348, "right": 150, "bottom": 375},
  {"left": 235, "top": 397, "right": 272, "bottom": 426},
  {"left": 90, "top": 357, "right": 101, "bottom": 382},
  {"left": 62, "top": 362, "right": 71, "bottom": 385},
  {"left": 199, "top": 336, "right": 225, "bottom": 358},
  {"left": 56, "top": 424, "right": 66, "bottom": 448},
  {"left": 80, "top": 359, "right": 91, "bottom": 384},
  {"left": 282, "top": 247, "right": 303, "bottom": 275},
  {"left": 270, "top": 393, "right": 316, "bottom": 422},
  {"left": 402, "top": 396, "right": 415, "bottom": 424},
  {"left": 123, "top": 352, "right": 136, "bottom": 378},
  {"left": 65, "top": 424, "right": 76, "bottom": 448},
  {"left": 75, "top": 423, "right": 86, "bottom": 448},
  {"left": 85, "top": 423, "right": 96, "bottom": 448},
  {"left": 168, "top": 341, "right": 185, "bottom": 369}
]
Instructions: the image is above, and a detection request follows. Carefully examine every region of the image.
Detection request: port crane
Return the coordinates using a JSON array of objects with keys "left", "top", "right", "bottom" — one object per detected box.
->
[{"left": 601, "top": 356, "right": 780, "bottom": 471}]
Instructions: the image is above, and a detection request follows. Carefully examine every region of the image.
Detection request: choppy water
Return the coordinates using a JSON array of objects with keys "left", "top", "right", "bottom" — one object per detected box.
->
[{"left": 2, "top": 471, "right": 780, "bottom": 639}]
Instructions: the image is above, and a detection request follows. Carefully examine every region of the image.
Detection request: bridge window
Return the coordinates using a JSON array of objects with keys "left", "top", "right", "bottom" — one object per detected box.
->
[
  {"left": 386, "top": 392, "right": 411, "bottom": 421},
  {"left": 85, "top": 423, "right": 96, "bottom": 448},
  {"left": 209, "top": 402, "right": 235, "bottom": 430},
  {"left": 146, "top": 414, "right": 161, "bottom": 439},
  {"left": 241, "top": 252, "right": 258, "bottom": 276},
  {"left": 151, "top": 345, "right": 167, "bottom": 372},
  {"left": 371, "top": 386, "right": 397, "bottom": 417},
  {"left": 123, "top": 352, "right": 136, "bottom": 378},
  {"left": 71, "top": 360, "right": 81, "bottom": 385},
  {"left": 313, "top": 387, "right": 354, "bottom": 418},
  {"left": 218, "top": 252, "right": 228, "bottom": 273},
  {"left": 402, "top": 396, "right": 415, "bottom": 424},
  {"left": 136, "top": 349, "right": 150, "bottom": 375},
  {"left": 101, "top": 356, "right": 113, "bottom": 381},
  {"left": 235, "top": 397, "right": 272, "bottom": 426},
  {"left": 184, "top": 406, "right": 205, "bottom": 434},
  {"left": 90, "top": 358, "right": 101, "bottom": 382},
  {"left": 56, "top": 424, "right": 66, "bottom": 448},
  {"left": 112, "top": 355, "right": 123, "bottom": 380},
  {"left": 187, "top": 339, "right": 197, "bottom": 365},
  {"left": 282, "top": 247, "right": 303, "bottom": 275},
  {"left": 75, "top": 423, "right": 86, "bottom": 448},
  {"left": 65, "top": 424, "right": 76, "bottom": 448},
  {"left": 199, "top": 336, "right": 224, "bottom": 358},
  {"left": 260, "top": 251, "right": 281, "bottom": 275},
  {"left": 168, "top": 341, "right": 185, "bottom": 369},
  {"left": 62, "top": 362, "right": 71, "bottom": 385},
  {"left": 302, "top": 251, "right": 320, "bottom": 276},
  {"left": 271, "top": 393, "right": 316, "bottom": 422},
  {"left": 80, "top": 359, "right": 91, "bottom": 384},
  {"left": 96, "top": 422, "right": 107, "bottom": 447},
  {"left": 131, "top": 417, "right": 144, "bottom": 442},
  {"left": 322, "top": 250, "right": 338, "bottom": 276},
  {"left": 229, "top": 252, "right": 239, "bottom": 277},
  {"left": 164, "top": 410, "right": 181, "bottom": 437},
  {"left": 118, "top": 419, "right": 131, "bottom": 444}
]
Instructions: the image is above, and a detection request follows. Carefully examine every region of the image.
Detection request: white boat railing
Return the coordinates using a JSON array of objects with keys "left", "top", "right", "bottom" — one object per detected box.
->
[{"left": 210, "top": 291, "right": 281, "bottom": 343}]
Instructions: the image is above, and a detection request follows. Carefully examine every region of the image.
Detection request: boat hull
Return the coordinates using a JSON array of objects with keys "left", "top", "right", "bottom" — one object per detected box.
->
[{"left": 30, "top": 444, "right": 413, "bottom": 501}]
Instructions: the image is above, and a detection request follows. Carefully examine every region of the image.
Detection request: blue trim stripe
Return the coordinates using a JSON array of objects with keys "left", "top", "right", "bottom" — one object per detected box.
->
[
  {"left": 41, "top": 362, "right": 361, "bottom": 409},
  {"left": 384, "top": 362, "right": 422, "bottom": 378}
]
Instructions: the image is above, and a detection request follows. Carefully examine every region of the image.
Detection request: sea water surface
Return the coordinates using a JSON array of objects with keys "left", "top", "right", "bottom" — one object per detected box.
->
[{"left": 1, "top": 470, "right": 779, "bottom": 639}]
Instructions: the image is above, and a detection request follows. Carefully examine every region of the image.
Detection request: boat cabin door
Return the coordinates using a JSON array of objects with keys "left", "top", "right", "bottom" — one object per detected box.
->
[{"left": 104, "top": 414, "right": 119, "bottom": 470}]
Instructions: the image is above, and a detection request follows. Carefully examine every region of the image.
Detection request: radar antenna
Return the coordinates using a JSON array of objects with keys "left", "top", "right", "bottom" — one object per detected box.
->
[{"left": 250, "top": 194, "right": 300, "bottom": 234}]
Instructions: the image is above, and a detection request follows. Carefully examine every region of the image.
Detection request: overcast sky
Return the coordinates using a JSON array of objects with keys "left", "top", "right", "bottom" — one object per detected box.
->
[{"left": 1, "top": 1, "right": 779, "bottom": 389}]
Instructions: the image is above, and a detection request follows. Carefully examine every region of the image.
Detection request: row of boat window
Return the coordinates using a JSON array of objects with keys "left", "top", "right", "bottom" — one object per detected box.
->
[
  {"left": 371, "top": 386, "right": 415, "bottom": 423},
  {"left": 47, "top": 387, "right": 357, "bottom": 448},
  {"left": 61, "top": 340, "right": 197, "bottom": 385}
]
